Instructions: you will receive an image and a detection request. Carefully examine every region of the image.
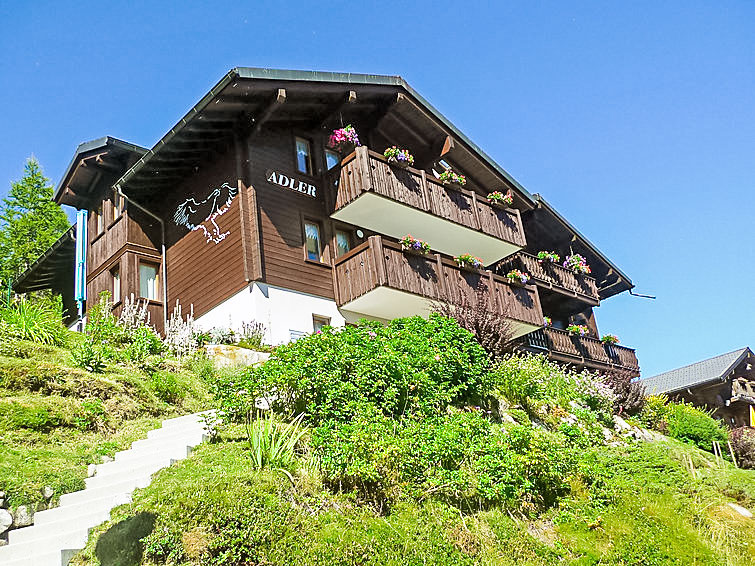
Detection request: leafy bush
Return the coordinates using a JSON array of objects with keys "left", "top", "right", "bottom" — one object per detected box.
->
[
  {"left": 73, "top": 398, "right": 107, "bottom": 431},
  {"left": 124, "top": 325, "right": 164, "bottom": 362},
  {"left": 213, "top": 315, "right": 491, "bottom": 424},
  {"left": 666, "top": 402, "right": 728, "bottom": 451},
  {"left": 238, "top": 320, "right": 266, "bottom": 349},
  {"left": 150, "top": 371, "right": 184, "bottom": 404},
  {"left": 312, "top": 409, "right": 577, "bottom": 510},
  {"left": 209, "top": 326, "right": 235, "bottom": 345},
  {"left": 602, "top": 368, "right": 646, "bottom": 416},
  {"left": 730, "top": 427, "right": 755, "bottom": 469},
  {"left": 492, "top": 355, "right": 616, "bottom": 425},
  {"left": 246, "top": 412, "right": 307, "bottom": 471},
  {"left": 638, "top": 394, "right": 671, "bottom": 432},
  {"left": 3, "top": 401, "right": 65, "bottom": 432},
  {"left": 70, "top": 339, "right": 108, "bottom": 372},
  {"left": 86, "top": 291, "right": 127, "bottom": 345},
  {"left": 0, "top": 297, "right": 66, "bottom": 345}
]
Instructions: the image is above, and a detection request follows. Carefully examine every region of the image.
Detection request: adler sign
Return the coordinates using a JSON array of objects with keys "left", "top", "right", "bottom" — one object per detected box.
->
[{"left": 266, "top": 170, "right": 317, "bottom": 198}]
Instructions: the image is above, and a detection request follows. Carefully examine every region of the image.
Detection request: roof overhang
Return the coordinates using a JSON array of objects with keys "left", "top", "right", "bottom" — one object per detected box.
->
[
  {"left": 54, "top": 136, "right": 147, "bottom": 208},
  {"left": 113, "top": 67, "right": 536, "bottom": 210},
  {"left": 529, "top": 194, "right": 634, "bottom": 299}
]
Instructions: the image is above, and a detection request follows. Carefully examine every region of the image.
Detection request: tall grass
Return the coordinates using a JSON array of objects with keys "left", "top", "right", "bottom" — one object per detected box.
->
[
  {"left": 0, "top": 298, "right": 66, "bottom": 345},
  {"left": 245, "top": 411, "right": 307, "bottom": 471}
]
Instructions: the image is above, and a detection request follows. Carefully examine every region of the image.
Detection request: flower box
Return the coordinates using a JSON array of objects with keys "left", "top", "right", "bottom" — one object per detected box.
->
[
  {"left": 384, "top": 146, "right": 414, "bottom": 168},
  {"left": 566, "top": 324, "right": 589, "bottom": 337},
  {"left": 505, "top": 269, "right": 530, "bottom": 287},
  {"left": 454, "top": 253, "right": 483, "bottom": 271},
  {"left": 600, "top": 334, "right": 620, "bottom": 345},
  {"left": 438, "top": 169, "right": 466, "bottom": 188},
  {"left": 328, "top": 125, "right": 361, "bottom": 154},
  {"left": 563, "top": 254, "right": 591, "bottom": 275},
  {"left": 536, "top": 251, "right": 560, "bottom": 264},
  {"left": 399, "top": 234, "right": 431, "bottom": 255},
  {"left": 543, "top": 316, "right": 552, "bottom": 327},
  {"left": 487, "top": 190, "right": 514, "bottom": 207}
]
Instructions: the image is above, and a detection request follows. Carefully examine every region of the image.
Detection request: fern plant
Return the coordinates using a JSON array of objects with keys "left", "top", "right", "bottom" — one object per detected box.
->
[{"left": 0, "top": 298, "right": 66, "bottom": 345}]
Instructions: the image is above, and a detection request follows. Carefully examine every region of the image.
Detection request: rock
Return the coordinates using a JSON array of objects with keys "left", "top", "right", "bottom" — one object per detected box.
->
[
  {"left": 0, "top": 508, "right": 12, "bottom": 534},
  {"left": 41, "top": 486, "right": 54, "bottom": 501},
  {"left": 88, "top": 464, "right": 97, "bottom": 477},
  {"left": 499, "top": 412, "right": 516, "bottom": 425},
  {"left": 612, "top": 415, "right": 631, "bottom": 432},
  {"left": 102, "top": 456, "right": 114, "bottom": 464},
  {"left": 601, "top": 427, "right": 614, "bottom": 441},
  {"left": 0, "top": 498, "right": 5, "bottom": 509},
  {"left": 12, "top": 505, "right": 33, "bottom": 528},
  {"left": 727, "top": 503, "right": 753, "bottom": 518}
]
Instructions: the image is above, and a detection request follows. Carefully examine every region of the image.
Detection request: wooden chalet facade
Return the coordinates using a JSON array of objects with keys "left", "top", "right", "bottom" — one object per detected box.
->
[
  {"left": 643, "top": 348, "right": 755, "bottom": 428},
  {"left": 15, "top": 67, "right": 639, "bottom": 376}
]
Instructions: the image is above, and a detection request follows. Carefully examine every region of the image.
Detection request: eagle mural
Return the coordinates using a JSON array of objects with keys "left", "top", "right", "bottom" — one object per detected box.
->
[{"left": 173, "top": 182, "right": 239, "bottom": 244}]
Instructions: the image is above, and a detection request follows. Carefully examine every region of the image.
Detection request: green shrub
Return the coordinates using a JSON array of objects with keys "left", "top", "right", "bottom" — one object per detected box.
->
[
  {"left": 638, "top": 394, "right": 671, "bottom": 432},
  {"left": 214, "top": 315, "right": 491, "bottom": 424},
  {"left": 70, "top": 339, "right": 108, "bottom": 373},
  {"left": 0, "top": 297, "right": 66, "bottom": 346},
  {"left": 3, "top": 401, "right": 65, "bottom": 432},
  {"left": 86, "top": 291, "right": 127, "bottom": 345},
  {"left": 312, "top": 409, "right": 577, "bottom": 510},
  {"left": 186, "top": 351, "right": 215, "bottom": 381},
  {"left": 150, "top": 371, "right": 183, "bottom": 404},
  {"left": 124, "top": 325, "right": 164, "bottom": 363},
  {"left": 666, "top": 402, "right": 728, "bottom": 452},
  {"left": 492, "top": 355, "right": 616, "bottom": 424},
  {"left": 246, "top": 412, "right": 308, "bottom": 471}
]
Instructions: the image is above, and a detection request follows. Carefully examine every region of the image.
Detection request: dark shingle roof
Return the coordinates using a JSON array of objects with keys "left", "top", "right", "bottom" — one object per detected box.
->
[{"left": 642, "top": 348, "right": 752, "bottom": 395}]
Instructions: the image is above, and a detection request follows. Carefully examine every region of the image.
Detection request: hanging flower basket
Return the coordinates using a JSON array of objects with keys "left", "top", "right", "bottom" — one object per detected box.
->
[
  {"left": 601, "top": 334, "right": 620, "bottom": 345},
  {"left": 455, "top": 253, "right": 483, "bottom": 271},
  {"left": 438, "top": 169, "right": 466, "bottom": 188},
  {"left": 506, "top": 269, "right": 530, "bottom": 286},
  {"left": 487, "top": 190, "right": 514, "bottom": 207},
  {"left": 384, "top": 146, "right": 415, "bottom": 168},
  {"left": 566, "top": 324, "right": 589, "bottom": 337},
  {"left": 563, "top": 254, "right": 591, "bottom": 275},
  {"left": 400, "top": 234, "right": 431, "bottom": 255},
  {"left": 537, "top": 251, "right": 560, "bottom": 264},
  {"left": 543, "top": 316, "right": 552, "bottom": 327},
  {"left": 328, "top": 125, "right": 361, "bottom": 154}
]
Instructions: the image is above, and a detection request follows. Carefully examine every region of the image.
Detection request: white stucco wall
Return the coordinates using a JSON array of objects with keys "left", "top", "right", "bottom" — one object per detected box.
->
[{"left": 194, "top": 282, "right": 345, "bottom": 345}]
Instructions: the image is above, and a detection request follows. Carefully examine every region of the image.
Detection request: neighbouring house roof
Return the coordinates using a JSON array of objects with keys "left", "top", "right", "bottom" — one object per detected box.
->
[
  {"left": 642, "top": 347, "right": 753, "bottom": 395},
  {"left": 12, "top": 225, "right": 78, "bottom": 324}
]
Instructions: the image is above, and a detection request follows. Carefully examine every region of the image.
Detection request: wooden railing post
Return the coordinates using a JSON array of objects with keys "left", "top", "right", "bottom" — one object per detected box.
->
[{"left": 371, "top": 235, "right": 387, "bottom": 287}]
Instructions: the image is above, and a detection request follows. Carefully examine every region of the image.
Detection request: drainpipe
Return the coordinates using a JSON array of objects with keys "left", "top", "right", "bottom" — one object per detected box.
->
[{"left": 115, "top": 186, "right": 169, "bottom": 330}]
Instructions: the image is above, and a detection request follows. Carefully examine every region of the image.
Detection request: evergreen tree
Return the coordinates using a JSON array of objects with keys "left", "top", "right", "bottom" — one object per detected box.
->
[{"left": 0, "top": 158, "right": 70, "bottom": 282}]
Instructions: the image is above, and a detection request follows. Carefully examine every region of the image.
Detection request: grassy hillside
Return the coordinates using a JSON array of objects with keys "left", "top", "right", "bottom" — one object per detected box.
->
[
  {"left": 66, "top": 316, "right": 755, "bottom": 566},
  {"left": 0, "top": 300, "right": 214, "bottom": 512}
]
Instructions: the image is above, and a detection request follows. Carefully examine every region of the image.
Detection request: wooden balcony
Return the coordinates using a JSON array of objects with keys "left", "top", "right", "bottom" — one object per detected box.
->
[
  {"left": 333, "top": 236, "right": 543, "bottom": 339},
  {"left": 519, "top": 327, "right": 640, "bottom": 376},
  {"left": 329, "top": 146, "right": 526, "bottom": 265},
  {"left": 498, "top": 251, "right": 600, "bottom": 305}
]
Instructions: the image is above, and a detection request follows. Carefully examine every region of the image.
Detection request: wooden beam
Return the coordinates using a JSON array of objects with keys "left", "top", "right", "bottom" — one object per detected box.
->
[
  {"left": 314, "top": 90, "right": 358, "bottom": 129},
  {"left": 252, "top": 88, "right": 287, "bottom": 134}
]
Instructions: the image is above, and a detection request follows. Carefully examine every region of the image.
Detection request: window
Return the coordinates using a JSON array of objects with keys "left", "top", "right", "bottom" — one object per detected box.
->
[
  {"left": 113, "top": 191, "right": 124, "bottom": 219},
  {"left": 139, "top": 262, "right": 160, "bottom": 301},
  {"left": 313, "top": 315, "right": 330, "bottom": 333},
  {"left": 325, "top": 149, "right": 340, "bottom": 170},
  {"left": 304, "top": 221, "right": 323, "bottom": 262},
  {"left": 93, "top": 202, "right": 104, "bottom": 235},
  {"left": 295, "top": 137, "right": 312, "bottom": 175},
  {"left": 335, "top": 230, "right": 351, "bottom": 257},
  {"left": 111, "top": 266, "right": 121, "bottom": 303}
]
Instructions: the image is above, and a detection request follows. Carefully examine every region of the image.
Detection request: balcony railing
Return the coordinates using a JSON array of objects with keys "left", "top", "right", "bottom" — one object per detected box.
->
[
  {"left": 498, "top": 251, "right": 599, "bottom": 305},
  {"left": 328, "top": 146, "right": 526, "bottom": 265},
  {"left": 334, "top": 235, "right": 543, "bottom": 339},
  {"left": 520, "top": 327, "right": 640, "bottom": 375}
]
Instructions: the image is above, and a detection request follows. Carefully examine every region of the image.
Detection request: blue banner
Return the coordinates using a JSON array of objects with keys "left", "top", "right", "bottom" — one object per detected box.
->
[{"left": 74, "top": 209, "right": 87, "bottom": 302}]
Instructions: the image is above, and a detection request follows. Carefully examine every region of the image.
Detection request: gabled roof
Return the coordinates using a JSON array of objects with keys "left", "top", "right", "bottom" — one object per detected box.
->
[
  {"left": 54, "top": 136, "right": 147, "bottom": 208},
  {"left": 642, "top": 347, "right": 753, "bottom": 395},
  {"left": 113, "top": 67, "right": 535, "bottom": 206}
]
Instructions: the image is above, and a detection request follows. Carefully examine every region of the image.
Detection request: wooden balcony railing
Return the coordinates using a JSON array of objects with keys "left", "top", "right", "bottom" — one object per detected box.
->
[
  {"left": 328, "top": 147, "right": 526, "bottom": 264},
  {"left": 334, "top": 236, "right": 543, "bottom": 337},
  {"left": 498, "top": 251, "right": 599, "bottom": 305},
  {"left": 521, "top": 327, "right": 640, "bottom": 375}
]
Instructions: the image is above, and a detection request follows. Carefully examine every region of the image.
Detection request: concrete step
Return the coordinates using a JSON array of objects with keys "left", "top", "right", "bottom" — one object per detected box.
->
[
  {"left": 1, "top": 550, "right": 66, "bottom": 566},
  {"left": 59, "top": 473, "right": 151, "bottom": 507},
  {"left": 113, "top": 440, "right": 195, "bottom": 465},
  {"left": 33, "top": 491, "right": 133, "bottom": 528},
  {"left": 116, "top": 430, "right": 205, "bottom": 456},
  {"left": 84, "top": 458, "right": 173, "bottom": 490},
  {"left": 0, "top": 527, "right": 89, "bottom": 561}
]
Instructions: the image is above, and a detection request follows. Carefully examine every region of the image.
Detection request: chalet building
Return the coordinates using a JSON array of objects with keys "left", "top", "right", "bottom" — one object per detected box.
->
[
  {"left": 13, "top": 67, "right": 640, "bottom": 377},
  {"left": 642, "top": 348, "right": 755, "bottom": 428}
]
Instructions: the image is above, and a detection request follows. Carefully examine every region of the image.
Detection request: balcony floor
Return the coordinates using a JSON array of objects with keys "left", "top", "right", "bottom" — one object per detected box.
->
[
  {"left": 331, "top": 192, "right": 520, "bottom": 266},
  {"left": 339, "top": 285, "right": 540, "bottom": 340}
]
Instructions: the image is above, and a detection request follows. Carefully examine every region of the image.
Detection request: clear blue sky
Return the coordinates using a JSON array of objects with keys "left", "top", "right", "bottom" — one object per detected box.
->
[{"left": 1, "top": 2, "right": 753, "bottom": 377}]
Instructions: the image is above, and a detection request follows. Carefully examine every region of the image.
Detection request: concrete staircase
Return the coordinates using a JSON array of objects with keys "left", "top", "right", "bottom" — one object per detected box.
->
[{"left": 0, "top": 412, "right": 212, "bottom": 566}]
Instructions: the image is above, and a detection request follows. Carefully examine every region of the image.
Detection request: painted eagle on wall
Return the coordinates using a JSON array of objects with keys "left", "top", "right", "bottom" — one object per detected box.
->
[{"left": 173, "top": 182, "right": 239, "bottom": 244}]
